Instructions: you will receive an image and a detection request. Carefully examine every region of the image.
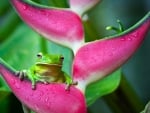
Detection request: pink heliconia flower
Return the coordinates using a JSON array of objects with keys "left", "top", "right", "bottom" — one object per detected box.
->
[
  {"left": 69, "top": 0, "right": 100, "bottom": 16},
  {"left": 73, "top": 13, "right": 150, "bottom": 91},
  {"left": 10, "top": 0, "right": 84, "bottom": 53},
  {"left": 0, "top": 59, "right": 87, "bottom": 113},
  {"left": 1, "top": 0, "right": 149, "bottom": 112}
]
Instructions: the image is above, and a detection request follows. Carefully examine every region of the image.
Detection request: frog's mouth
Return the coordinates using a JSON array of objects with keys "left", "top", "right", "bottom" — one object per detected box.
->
[{"left": 36, "top": 63, "right": 62, "bottom": 67}]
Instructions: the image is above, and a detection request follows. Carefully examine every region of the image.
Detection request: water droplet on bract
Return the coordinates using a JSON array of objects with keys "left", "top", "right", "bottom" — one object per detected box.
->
[
  {"left": 15, "top": 83, "right": 20, "bottom": 89},
  {"left": 45, "top": 97, "right": 49, "bottom": 102},
  {"left": 11, "top": 79, "right": 16, "bottom": 84},
  {"left": 127, "top": 37, "right": 132, "bottom": 41},
  {"left": 29, "top": 13, "right": 33, "bottom": 17},
  {"left": 23, "top": 5, "right": 28, "bottom": 10},
  {"left": 111, "top": 47, "right": 115, "bottom": 51},
  {"left": 120, "top": 38, "right": 125, "bottom": 41},
  {"left": 39, "top": 91, "right": 44, "bottom": 96},
  {"left": 47, "top": 102, "right": 51, "bottom": 107},
  {"left": 38, "top": 96, "right": 41, "bottom": 101},
  {"left": 131, "top": 33, "right": 138, "bottom": 39}
]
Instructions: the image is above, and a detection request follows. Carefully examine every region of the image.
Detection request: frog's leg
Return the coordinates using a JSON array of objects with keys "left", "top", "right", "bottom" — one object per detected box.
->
[
  {"left": 64, "top": 73, "right": 78, "bottom": 90},
  {"left": 22, "top": 104, "right": 31, "bottom": 113},
  {"left": 34, "top": 74, "right": 49, "bottom": 84},
  {"left": 65, "top": 81, "right": 78, "bottom": 90},
  {"left": 15, "top": 70, "right": 36, "bottom": 89},
  {"left": 26, "top": 70, "right": 37, "bottom": 90},
  {"left": 26, "top": 71, "right": 50, "bottom": 89}
]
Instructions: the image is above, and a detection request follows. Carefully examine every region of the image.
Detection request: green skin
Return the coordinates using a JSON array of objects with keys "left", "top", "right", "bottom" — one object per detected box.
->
[{"left": 19, "top": 53, "right": 74, "bottom": 90}]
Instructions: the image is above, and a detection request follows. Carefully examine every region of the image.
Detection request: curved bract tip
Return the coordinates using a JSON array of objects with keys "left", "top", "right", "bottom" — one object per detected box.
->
[
  {"left": 0, "top": 58, "right": 86, "bottom": 113},
  {"left": 10, "top": 0, "right": 84, "bottom": 51},
  {"left": 73, "top": 12, "right": 150, "bottom": 90}
]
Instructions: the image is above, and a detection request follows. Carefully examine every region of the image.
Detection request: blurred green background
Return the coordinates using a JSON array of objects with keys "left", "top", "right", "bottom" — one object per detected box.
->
[{"left": 0, "top": 0, "right": 150, "bottom": 113}]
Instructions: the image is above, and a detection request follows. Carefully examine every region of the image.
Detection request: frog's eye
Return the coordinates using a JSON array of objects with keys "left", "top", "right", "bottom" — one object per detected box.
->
[
  {"left": 37, "top": 52, "right": 43, "bottom": 58},
  {"left": 60, "top": 56, "right": 64, "bottom": 60}
]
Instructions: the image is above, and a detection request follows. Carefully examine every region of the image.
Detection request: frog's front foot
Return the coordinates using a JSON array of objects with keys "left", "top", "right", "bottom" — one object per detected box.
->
[
  {"left": 31, "top": 79, "right": 49, "bottom": 90},
  {"left": 65, "top": 81, "right": 78, "bottom": 90},
  {"left": 15, "top": 70, "right": 27, "bottom": 81}
]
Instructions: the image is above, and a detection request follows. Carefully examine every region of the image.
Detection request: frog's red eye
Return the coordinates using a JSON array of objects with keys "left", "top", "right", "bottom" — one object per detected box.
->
[{"left": 37, "top": 52, "right": 43, "bottom": 58}]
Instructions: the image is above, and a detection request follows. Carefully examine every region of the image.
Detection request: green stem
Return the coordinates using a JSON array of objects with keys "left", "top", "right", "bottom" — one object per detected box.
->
[
  {"left": 83, "top": 19, "right": 100, "bottom": 42},
  {"left": 103, "top": 74, "right": 144, "bottom": 113}
]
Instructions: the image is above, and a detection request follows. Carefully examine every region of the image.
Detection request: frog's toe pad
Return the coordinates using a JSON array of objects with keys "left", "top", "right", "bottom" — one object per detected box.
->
[
  {"left": 65, "top": 81, "right": 78, "bottom": 90},
  {"left": 15, "top": 70, "right": 26, "bottom": 81},
  {"left": 31, "top": 84, "right": 36, "bottom": 90}
]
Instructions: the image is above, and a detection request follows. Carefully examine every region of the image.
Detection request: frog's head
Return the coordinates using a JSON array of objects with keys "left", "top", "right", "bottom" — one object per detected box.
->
[{"left": 36, "top": 52, "right": 64, "bottom": 65}]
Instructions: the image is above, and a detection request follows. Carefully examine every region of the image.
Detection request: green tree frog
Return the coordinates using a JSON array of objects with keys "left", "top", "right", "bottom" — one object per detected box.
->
[{"left": 17, "top": 52, "right": 77, "bottom": 90}]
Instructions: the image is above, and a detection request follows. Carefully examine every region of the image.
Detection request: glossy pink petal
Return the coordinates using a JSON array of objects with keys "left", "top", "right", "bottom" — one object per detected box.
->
[
  {"left": 73, "top": 12, "right": 150, "bottom": 91},
  {"left": 69, "top": 0, "right": 100, "bottom": 15},
  {"left": 0, "top": 59, "right": 87, "bottom": 113},
  {"left": 10, "top": 0, "right": 84, "bottom": 52}
]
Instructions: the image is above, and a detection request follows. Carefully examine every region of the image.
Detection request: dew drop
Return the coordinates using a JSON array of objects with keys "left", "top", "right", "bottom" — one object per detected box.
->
[
  {"left": 45, "top": 97, "right": 49, "bottom": 102},
  {"left": 46, "top": 101, "right": 52, "bottom": 110},
  {"left": 120, "top": 38, "right": 125, "bottom": 41},
  {"left": 15, "top": 83, "right": 21, "bottom": 89},
  {"left": 38, "top": 91, "right": 43, "bottom": 101},
  {"left": 23, "top": 5, "right": 28, "bottom": 10},
  {"left": 111, "top": 47, "right": 115, "bottom": 51},
  {"left": 131, "top": 33, "right": 138, "bottom": 39},
  {"left": 38, "top": 96, "right": 41, "bottom": 101},
  {"left": 47, "top": 102, "right": 51, "bottom": 107},
  {"left": 11, "top": 79, "right": 16, "bottom": 84},
  {"left": 30, "top": 14, "right": 33, "bottom": 17},
  {"left": 39, "top": 91, "right": 44, "bottom": 96},
  {"left": 127, "top": 37, "right": 132, "bottom": 41}
]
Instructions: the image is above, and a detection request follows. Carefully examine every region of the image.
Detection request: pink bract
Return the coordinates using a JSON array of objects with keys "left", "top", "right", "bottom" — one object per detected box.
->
[
  {"left": 0, "top": 62, "right": 87, "bottom": 113},
  {"left": 73, "top": 13, "right": 150, "bottom": 91},
  {"left": 69, "top": 0, "right": 100, "bottom": 15},
  {"left": 11, "top": 0, "right": 84, "bottom": 52}
]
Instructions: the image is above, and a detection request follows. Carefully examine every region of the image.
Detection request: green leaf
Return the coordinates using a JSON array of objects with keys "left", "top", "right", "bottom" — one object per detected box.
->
[
  {"left": 0, "top": 87, "right": 11, "bottom": 113},
  {"left": 85, "top": 69, "right": 121, "bottom": 106},
  {"left": 0, "top": 23, "right": 42, "bottom": 70},
  {"left": 0, "top": 23, "right": 42, "bottom": 91},
  {"left": 0, "top": 88, "right": 11, "bottom": 101},
  {"left": 0, "top": 10, "right": 21, "bottom": 42},
  {"left": 0, "top": 0, "right": 9, "bottom": 15},
  {"left": 0, "top": 76, "right": 11, "bottom": 91}
]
